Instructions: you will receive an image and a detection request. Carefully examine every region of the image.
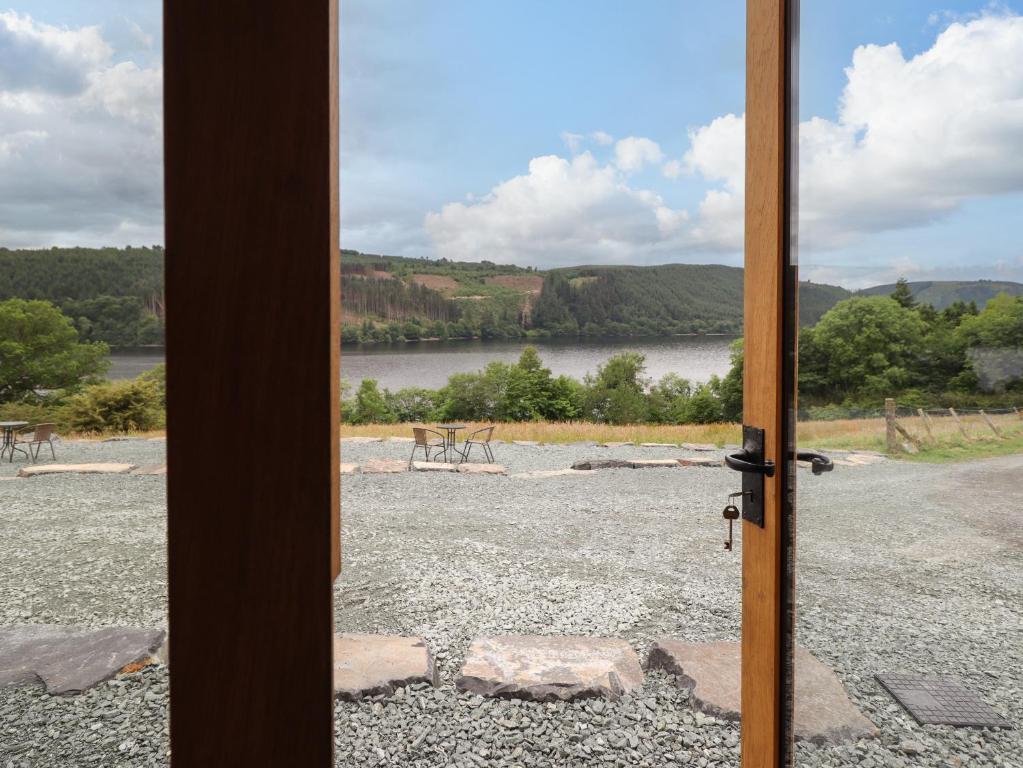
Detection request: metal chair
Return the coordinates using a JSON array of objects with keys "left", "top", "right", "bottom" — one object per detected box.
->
[
  {"left": 15, "top": 423, "right": 57, "bottom": 462},
  {"left": 409, "top": 427, "right": 448, "bottom": 468},
  {"left": 458, "top": 425, "right": 495, "bottom": 463}
]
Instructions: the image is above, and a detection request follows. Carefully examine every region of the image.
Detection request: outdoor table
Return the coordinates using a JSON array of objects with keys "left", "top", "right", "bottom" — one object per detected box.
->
[
  {"left": 0, "top": 421, "right": 29, "bottom": 462},
  {"left": 435, "top": 423, "right": 465, "bottom": 461}
]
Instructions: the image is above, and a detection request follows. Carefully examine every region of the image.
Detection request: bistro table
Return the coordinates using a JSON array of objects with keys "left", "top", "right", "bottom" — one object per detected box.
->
[
  {"left": 435, "top": 423, "right": 466, "bottom": 462},
  {"left": 0, "top": 421, "right": 29, "bottom": 462}
]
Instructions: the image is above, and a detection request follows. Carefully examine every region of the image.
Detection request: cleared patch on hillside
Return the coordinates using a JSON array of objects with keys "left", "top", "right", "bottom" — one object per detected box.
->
[
  {"left": 569, "top": 276, "right": 600, "bottom": 288},
  {"left": 485, "top": 275, "right": 544, "bottom": 293},
  {"left": 411, "top": 274, "right": 459, "bottom": 293}
]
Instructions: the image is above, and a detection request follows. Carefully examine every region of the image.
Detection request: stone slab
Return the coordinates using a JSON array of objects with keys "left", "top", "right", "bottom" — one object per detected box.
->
[
  {"left": 339, "top": 463, "right": 360, "bottom": 475},
  {"left": 646, "top": 640, "right": 878, "bottom": 744},
  {"left": 0, "top": 625, "right": 166, "bottom": 695},
  {"left": 678, "top": 457, "right": 723, "bottom": 468},
  {"left": 333, "top": 634, "right": 437, "bottom": 701},
  {"left": 629, "top": 459, "right": 680, "bottom": 469},
  {"left": 640, "top": 442, "right": 678, "bottom": 448},
  {"left": 341, "top": 436, "right": 383, "bottom": 444},
  {"left": 361, "top": 459, "right": 408, "bottom": 474},
  {"left": 457, "top": 635, "right": 643, "bottom": 702},
  {"left": 681, "top": 442, "right": 718, "bottom": 451},
  {"left": 571, "top": 458, "right": 633, "bottom": 471},
  {"left": 512, "top": 440, "right": 540, "bottom": 446},
  {"left": 511, "top": 469, "right": 592, "bottom": 480},
  {"left": 412, "top": 461, "right": 457, "bottom": 472},
  {"left": 598, "top": 441, "right": 634, "bottom": 448},
  {"left": 456, "top": 463, "right": 507, "bottom": 475},
  {"left": 131, "top": 463, "right": 168, "bottom": 476},
  {"left": 17, "top": 463, "right": 137, "bottom": 478}
]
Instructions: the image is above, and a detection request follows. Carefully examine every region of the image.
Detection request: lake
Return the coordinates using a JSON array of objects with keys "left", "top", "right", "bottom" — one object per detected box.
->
[{"left": 107, "top": 335, "right": 737, "bottom": 390}]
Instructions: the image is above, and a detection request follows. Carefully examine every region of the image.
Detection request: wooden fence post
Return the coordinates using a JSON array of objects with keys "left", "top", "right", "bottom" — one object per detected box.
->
[
  {"left": 885, "top": 398, "right": 898, "bottom": 452},
  {"left": 949, "top": 407, "right": 972, "bottom": 441},
  {"left": 917, "top": 408, "right": 936, "bottom": 445},
  {"left": 1013, "top": 406, "right": 1021, "bottom": 421},
  {"left": 979, "top": 410, "right": 1005, "bottom": 439}
]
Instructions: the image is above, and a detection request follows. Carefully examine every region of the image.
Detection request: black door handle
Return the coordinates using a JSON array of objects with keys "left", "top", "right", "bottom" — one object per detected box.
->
[
  {"left": 796, "top": 450, "right": 834, "bottom": 475},
  {"left": 724, "top": 450, "right": 776, "bottom": 477}
]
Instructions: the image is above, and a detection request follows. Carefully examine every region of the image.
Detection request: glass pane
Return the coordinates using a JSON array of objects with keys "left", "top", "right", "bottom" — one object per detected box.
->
[
  {"left": 0, "top": 4, "right": 168, "bottom": 765},
  {"left": 338, "top": 1, "right": 756, "bottom": 766},
  {"left": 796, "top": 3, "right": 1021, "bottom": 766}
]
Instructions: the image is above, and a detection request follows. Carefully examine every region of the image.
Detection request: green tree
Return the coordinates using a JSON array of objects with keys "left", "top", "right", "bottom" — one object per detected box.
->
[
  {"left": 349, "top": 379, "right": 396, "bottom": 424},
  {"left": 890, "top": 277, "right": 917, "bottom": 309},
  {"left": 714, "top": 339, "right": 744, "bottom": 422},
  {"left": 798, "top": 296, "right": 929, "bottom": 401},
  {"left": 0, "top": 299, "right": 109, "bottom": 403},
  {"left": 582, "top": 352, "right": 650, "bottom": 424},
  {"left": 957, "top": 293, "right": 1023, "bottom": 348}
]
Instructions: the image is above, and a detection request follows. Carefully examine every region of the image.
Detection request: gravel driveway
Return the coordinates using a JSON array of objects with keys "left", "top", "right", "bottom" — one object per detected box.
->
[{"left": 0, "top": 438, "right": 1019, "bottom": 767}]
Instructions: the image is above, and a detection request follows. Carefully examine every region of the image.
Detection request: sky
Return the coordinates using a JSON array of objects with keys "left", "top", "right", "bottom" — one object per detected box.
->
[{"left": 0, "top": 1, "right": 1021, "bottom": 289}]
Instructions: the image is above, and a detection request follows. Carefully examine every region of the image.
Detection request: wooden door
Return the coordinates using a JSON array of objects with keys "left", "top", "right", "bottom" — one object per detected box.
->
[{"left": 742, "top": 0, "right": 799, "bottom": 766}]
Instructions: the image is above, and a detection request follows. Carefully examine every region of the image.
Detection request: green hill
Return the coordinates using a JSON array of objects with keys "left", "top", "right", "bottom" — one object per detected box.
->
[{"left": 857, "top": 280, "right": 1023, "bottom": 310}]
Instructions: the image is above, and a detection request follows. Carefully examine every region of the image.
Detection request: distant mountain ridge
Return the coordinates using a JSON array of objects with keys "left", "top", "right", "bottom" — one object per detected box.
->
[{"left": 857, "top": 280, "right": 1023, "bottom": 310}]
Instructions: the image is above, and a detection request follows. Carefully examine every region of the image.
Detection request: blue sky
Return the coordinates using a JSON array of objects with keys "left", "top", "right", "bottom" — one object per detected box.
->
[{"left": 1, "top": 1, "right": 1021, "bottom": 288}]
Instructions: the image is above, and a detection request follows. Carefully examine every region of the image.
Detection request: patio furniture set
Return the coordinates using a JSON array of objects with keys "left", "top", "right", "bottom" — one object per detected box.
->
[
  {"left": 409, "top": 424, "right": 496, "bottom": 469},
  {"left": 0, "top": 422, "right": 59, "bottom": 463}
]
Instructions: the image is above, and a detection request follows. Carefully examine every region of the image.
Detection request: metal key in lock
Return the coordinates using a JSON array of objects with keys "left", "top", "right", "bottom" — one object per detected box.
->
[
  {"left": 721, "top": 490, "right": 749, "bottom": 551},
  {"left": 722, "top": 504, "right": 739, "bottom": 550}
]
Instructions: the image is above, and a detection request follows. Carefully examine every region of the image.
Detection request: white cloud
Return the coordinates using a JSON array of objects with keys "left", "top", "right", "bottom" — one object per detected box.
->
[
  {"left": 685, "top": 12, "right": 1023, "bottom": 253},
  {"left": 0, "top": 12, "right": 163, "bottom": 247},
  {"left": 560, "top": 130, "right": 584, "bottom": 155},
  {"left": 591, "top": 130, "right": 614, "bottom": 146},
  {"left": 614, "top": 136, "right": 664, "bottom": 172},
  {"left": 425, "top": 152, "right": 689, "bottom": 266},
  {"left": 661, "top": 159, "right": 683, "bottom": 179}
]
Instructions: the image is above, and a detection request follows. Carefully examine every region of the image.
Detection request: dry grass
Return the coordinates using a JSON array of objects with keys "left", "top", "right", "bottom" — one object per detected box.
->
[
  {"left": 484, "top": 275, "right": 544, "bottom": 293},
  {"left": 410, "top": 274, "right": 459, "bottom": 294},
  {"left": 341, "top": 411, "right": 1023, "bottom": 459}
]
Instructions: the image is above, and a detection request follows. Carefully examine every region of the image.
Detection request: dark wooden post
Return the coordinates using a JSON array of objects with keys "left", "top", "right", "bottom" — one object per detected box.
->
[
  {"left": 885, "top": 398, "right": 898, "bottom": 453},
  {"left": 164, "top": 1, "right": 339, "bottom": 765}
]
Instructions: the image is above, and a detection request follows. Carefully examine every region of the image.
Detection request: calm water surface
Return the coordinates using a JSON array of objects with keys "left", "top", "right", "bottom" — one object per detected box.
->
[{"left": 108, "top": 336, "right": 736, "bottom": 389}]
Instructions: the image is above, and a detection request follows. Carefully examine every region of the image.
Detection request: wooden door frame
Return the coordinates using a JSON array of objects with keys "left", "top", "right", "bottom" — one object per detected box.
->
[
  {"left": 743, "top": 0, "right": 799, "bottom": 766},
  {"left": 163, "top": 0, "right": 796, "bottom": 764},
  {"left": 164, "top": 1, "right": 339, "bottom": 765}
]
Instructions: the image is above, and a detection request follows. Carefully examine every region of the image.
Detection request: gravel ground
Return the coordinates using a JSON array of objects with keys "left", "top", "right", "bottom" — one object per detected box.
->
[{"left": 0, "top": 437, "right": 1020, "bottom": 767}]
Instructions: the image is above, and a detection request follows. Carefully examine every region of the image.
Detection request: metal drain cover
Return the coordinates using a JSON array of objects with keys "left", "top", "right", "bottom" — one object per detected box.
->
[{"left": 876, "top": 673, "right": 1010, "bottom": 728}]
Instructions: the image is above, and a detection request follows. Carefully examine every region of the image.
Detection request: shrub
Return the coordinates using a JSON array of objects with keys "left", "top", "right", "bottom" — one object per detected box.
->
[
  {"left": 62, "top": 379, "right": 164, "bottom": 433},
  {"left": 348, "top": 379, "right": 396, "bottom": 424}
]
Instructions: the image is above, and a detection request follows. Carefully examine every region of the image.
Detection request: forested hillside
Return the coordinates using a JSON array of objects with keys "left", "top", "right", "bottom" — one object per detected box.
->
[
  {"left": 858, "top": 280, "right": 1023, "bottom": 310},
  {"left": 0, "top": 247, "right": 164, "bottom": 346}
]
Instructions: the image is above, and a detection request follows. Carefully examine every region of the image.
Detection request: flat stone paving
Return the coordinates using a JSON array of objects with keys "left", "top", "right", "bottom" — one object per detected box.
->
[
  {"left": 0, "top": 625, "right": 165, "bottom": 695},
  {"left": 333, "top": 634, "right": 437, "bottom": 701},
  {"left": 17, "top": 463, "right": 137, "bottom": 477},
  {"left": 457, "top": 636, "right": 644, "bottom": 702},
  {"left": 647, "top": 639, "right": 879, "bottom": 744}
]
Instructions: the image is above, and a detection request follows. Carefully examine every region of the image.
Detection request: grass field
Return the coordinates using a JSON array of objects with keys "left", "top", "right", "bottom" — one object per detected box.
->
[{"left": 63, "top": 412, "right": 1023, "bottom": 463}]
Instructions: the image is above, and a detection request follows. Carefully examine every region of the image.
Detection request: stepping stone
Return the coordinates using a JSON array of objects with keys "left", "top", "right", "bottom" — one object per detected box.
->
[
  {"left": 845, "top": 453, "right": 884, "bottom": 465},
  {"left": 456, "top": 463, "right": 507, "bottom": 475},
  {"left": 17, "top": 463, "right": 137, "bottom": 478},
  {"left": 131, "top": 463, "right": 167, "bottom": 476},
  {"left": 341, "top": 436, "right": 383, "bottom": 444},
  {"left": 571, "top": 458, "right": 633, "bottom": 471},
  {"left": 412, "top": 461, "right": 456, "bottom": 472},
  {"left": 512, "top": 440, "right": 540, "bottom": 446},
  {"left": 333, "top": 634, "right": 437, "bottom": 701},
  {"left": 339, "top": 463, "right": 360, "bottom": 475},
  {"left": 457, "top": 636, "right": 643, "bottom": 702},
  {"left": 598, "top": 441, "right": 634, "bottom": 448},
  {"left": 0, "top": 625, "right": 166, "bottom": 695},
  {"left": 640, "top": 442, "right": 678, "bottom": 448},
  {"left": 511, "top": 469, "right": 591, "bottom": 479},
  {"left": 681, "top": 442, "right": 718, "bottom": 451},
  {"left": 678, "top": 456, "right": 723, "bottom": 468},
  {"left": 629, "top": 459, "right": 680, "bottom": 469},
  {"left": 361, "top": 459, "right": 407, "bottom": 474},
  {"left": 646, "top": 640, "right": 878, "bottom": 744}
]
